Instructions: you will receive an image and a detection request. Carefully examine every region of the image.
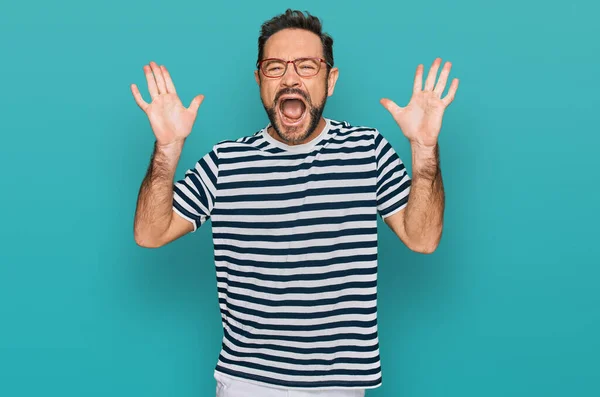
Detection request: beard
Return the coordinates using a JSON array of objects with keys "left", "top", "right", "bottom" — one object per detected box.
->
[{"left": 262, "top": 86, "right": 328, "bottom": 146}]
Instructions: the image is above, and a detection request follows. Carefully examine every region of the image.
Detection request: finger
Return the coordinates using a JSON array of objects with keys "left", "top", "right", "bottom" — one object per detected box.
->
[
  {"left": 161, "top": 65, "right": 177, "bottom": 94},
  {"left": 413, "top": 64, "right": 424, "bottom": 93},
  {"left": 442, "top": 78, "right": 459, "bottom": 107},
  {"left": 424, "top": 58, "right": 442, "bottom": 91},
  {"left": 130, "top": 84, "right": 149, "bottom": 111},
  {"left": 433, "top": 61, "right": 452, "bottom": 98},
  {"left": 144, "top": 65, "right": 159, "bottom": 99},
  {"left": 380, "top": 98, "right": 403, "bottom": 116},
  {"left": 188, "top": 94, "right": 205, "bottom": 113},
  {"left": 150, "top": 61, "right": 167, "bottom": 94}
]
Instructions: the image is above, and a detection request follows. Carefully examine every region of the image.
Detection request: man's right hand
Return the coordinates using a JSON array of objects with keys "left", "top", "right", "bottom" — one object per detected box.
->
[{"left": 130, "top": 61, "right": 205, "bottom": 146}]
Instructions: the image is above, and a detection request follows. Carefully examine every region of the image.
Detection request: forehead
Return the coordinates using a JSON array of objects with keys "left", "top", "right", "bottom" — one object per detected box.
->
[{"left": 263, "top": 28, "right": 324, "bottom": 59}]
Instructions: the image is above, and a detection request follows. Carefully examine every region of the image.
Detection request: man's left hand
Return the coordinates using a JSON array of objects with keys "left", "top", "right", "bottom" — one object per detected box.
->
[{"left": 380, "top": 57, "right": 459, "bottom": 149}]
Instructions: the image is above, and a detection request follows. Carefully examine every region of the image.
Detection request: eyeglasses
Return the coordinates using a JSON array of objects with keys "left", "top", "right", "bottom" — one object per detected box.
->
[{"left": 257, "top": 57, "right": 332, "bottom": 78}]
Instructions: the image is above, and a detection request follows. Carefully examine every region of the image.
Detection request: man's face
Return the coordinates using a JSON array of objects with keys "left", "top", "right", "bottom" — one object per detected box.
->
[{"left": 255, "top": 28, "right": 339, "bottom": 145}]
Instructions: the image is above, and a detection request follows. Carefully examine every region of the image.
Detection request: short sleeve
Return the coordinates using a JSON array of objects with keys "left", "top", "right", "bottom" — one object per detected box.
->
[
  {"left": 375, "top": 129, "right": 411, "bottom": 218},
  {"left": 172, "top": 146, "right": 220, "bottom": 232}
]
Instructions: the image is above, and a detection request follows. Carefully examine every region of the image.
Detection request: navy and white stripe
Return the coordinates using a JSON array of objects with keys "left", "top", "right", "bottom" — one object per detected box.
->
[{"left": 173, "top": 118, "right": 411, "bottom": 390}]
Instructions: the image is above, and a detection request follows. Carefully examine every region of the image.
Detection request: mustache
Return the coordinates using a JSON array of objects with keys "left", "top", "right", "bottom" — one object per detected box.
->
[{"left": 274, "top": 88, "right": 310, "bottom": 105}]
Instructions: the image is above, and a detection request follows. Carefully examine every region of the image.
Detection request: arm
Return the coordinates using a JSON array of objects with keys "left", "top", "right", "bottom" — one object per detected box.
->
[
  {"left": 384, "top": 144, "right": 443, "bottom": 253},
  {"left": 380, "top": 57, "right": 459, "bottom": 253},
  {"left": 130, "top": 61, "right": 205, "bottom": 247},
  {"left": 134, "top": 140, "right": 194, "bottom": 248}
]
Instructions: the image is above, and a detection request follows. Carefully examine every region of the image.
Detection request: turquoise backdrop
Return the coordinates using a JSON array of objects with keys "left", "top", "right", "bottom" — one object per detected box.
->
[{"left": 1, "top": 0, "right": 599, "bottom": 396}]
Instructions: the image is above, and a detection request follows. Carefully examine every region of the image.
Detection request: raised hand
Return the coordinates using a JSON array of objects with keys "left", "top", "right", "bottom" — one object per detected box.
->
[
  {"left": 131, "top": 62, "right": 205, "bottom": 147},
  {"left": 380, "top": 58, "right": 459, "bottom": 149}
]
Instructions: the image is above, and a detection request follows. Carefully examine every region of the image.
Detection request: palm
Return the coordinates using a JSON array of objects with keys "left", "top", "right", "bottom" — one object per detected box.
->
[
  {"left": 145, "top": 94, "right": 197, "bottom": 144},
  {"left": 131, "top": 62, "right": 204, "bottom": 146},
  {"left": 381, "top": 58, "right": 459, "bottom": 148}
]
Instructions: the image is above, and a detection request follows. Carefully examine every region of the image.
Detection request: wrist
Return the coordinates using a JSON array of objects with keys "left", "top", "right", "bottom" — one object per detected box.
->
[
  {"left": 411, "top": 141, "right": 438, "bottom": 159},
  {"left": 155, "top": 138, "right": 185, "bottom": 154},
  {"left": 410, "top": 136, "right": 437, "bottom": 149}
]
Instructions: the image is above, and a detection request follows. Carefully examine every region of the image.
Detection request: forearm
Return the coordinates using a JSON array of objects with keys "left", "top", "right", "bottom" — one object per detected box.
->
[
  {"left": 404, "top": 143, "right": 445, "bottom": 252},
  {"left": 134, "top": 140, "right": 184, "bottom": 245}
]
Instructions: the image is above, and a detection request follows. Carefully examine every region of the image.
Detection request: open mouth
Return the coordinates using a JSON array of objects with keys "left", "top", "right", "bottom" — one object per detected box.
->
[{"left": 278, "top": 96, "right": 307, "bottom": 126}]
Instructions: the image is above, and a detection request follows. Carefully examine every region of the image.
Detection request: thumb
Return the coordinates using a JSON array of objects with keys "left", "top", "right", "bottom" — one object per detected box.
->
[
  {"left": 188, "top": 94, "right": 205, "bottom": 113},
  {"left": 380, "top": 98, "right": 403, "bottom": 116}
]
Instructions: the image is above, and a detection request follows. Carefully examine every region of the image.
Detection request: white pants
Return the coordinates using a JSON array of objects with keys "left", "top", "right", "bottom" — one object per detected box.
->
[{"left": 215, "top": 372, "right": 366, "bottom": 397}]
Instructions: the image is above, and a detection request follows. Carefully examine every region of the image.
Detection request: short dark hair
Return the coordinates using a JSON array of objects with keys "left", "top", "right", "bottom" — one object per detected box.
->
[{"left": 257, "top": 9, "right": 334, "bottom": 72}]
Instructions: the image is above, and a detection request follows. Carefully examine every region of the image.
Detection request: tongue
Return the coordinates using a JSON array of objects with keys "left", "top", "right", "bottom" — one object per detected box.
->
[{"left": 281, "top": 99, "right": 305, "bottom": 119}]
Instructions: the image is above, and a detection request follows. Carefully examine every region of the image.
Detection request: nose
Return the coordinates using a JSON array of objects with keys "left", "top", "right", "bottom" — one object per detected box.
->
[{"left": 281, "top": 62, "right": 302, "bottom": 87}]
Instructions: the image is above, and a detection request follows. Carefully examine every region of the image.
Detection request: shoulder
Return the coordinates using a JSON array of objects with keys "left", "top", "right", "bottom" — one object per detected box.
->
[
  {"left": 327, "top": 118, "right": 382, "bottom": 143},
  {"left": 210, "top": 129, "right": 265, "bottom": 157}
]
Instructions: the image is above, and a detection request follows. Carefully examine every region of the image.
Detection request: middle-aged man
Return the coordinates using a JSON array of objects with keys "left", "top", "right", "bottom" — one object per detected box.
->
[{"left": 131, "top": 8, "right": 458, "bottom": 397}]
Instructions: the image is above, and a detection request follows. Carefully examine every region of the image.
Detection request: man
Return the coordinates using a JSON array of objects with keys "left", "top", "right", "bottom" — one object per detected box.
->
[{"left": 131, "top": 9, "right": 458, "bottom": 397}]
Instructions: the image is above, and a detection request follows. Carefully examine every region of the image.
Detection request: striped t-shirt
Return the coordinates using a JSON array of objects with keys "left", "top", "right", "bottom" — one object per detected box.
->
[{"left": 172, "top": 118, "right": 411, "bottom": 391}]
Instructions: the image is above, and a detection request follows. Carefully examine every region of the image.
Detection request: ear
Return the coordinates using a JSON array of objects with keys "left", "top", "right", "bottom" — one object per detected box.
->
[
  {"left": 254, "top": 69, "right": 260, "bottom": 86},
  {"left": 326, "top": 67, "right": 339, "bottom": 97}
]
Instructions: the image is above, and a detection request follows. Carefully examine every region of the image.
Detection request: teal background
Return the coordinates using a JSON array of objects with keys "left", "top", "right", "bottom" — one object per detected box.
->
[{"left": 1, "top": 0, "right": 599, "bottom": 396}]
